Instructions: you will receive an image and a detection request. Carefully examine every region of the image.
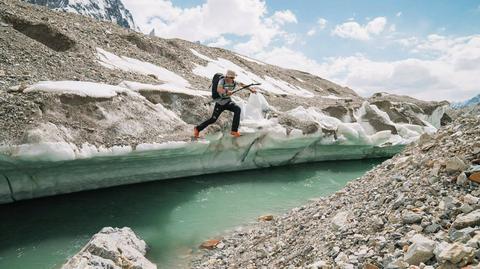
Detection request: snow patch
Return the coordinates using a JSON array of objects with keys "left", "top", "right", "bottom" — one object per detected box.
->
[
  {"left": 321, "top": 95, "right": 343, "bottom": 100},
  {"left": 235, "top": 54, "right": 266, "bottom": 65},
  {"left": 24, "top": 81, "right": 130, "bottom": 98},
  {"left": 190, "top": 48, "right": 215, "bottom": 62},
  {"left": 97, "top": 48, "right": 190, "bottom": 88},
  {"left": 119, "top": 81, "right": 210, "bottom": 97}
]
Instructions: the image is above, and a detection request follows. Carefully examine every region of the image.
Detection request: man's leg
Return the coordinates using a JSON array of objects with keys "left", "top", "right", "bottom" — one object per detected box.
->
[
  {"left": 224, "top": 102, "right": 241, "bottom": 132},
  {"left": 196, "top": 103, "right": 225, "bottom": 132}
]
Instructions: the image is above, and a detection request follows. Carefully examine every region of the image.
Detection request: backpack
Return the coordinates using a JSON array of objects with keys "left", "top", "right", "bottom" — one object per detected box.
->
[{"left": 211, "top": 73, "right": 224, "bottom": 99}]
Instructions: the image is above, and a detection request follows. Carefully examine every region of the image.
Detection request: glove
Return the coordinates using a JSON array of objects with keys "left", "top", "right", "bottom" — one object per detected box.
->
[
  {"left": 227, "top": 90, "right": 233, "bottom": 96},
  {"left": 250, "top": 88, "right": 257, "bottom": 94}
]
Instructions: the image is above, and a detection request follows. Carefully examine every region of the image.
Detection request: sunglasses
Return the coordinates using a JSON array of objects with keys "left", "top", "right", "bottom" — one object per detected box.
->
[{"left": 226, "top": 76, "right": 235, "bottom": 79}]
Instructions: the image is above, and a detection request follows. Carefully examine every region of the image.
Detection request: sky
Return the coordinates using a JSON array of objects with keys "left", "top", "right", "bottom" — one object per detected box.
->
[{"left": 122, "top": 0, "right": 480, "bottom": 102}]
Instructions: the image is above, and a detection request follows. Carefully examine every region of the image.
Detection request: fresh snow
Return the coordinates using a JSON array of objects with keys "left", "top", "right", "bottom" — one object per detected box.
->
[
  {"left": 190, "top": 48, "right": 215, "bottom": 62},
  {"left": 24, "top": 81, "right": 130, "bottom": 98},
  {"left": 235, "top": 54, "right": 266, "bottom": 66},
  {"left": 119, "top": 81, "right": 209, "bottom": 97},
  {"left": 190, "top": 49, "right": 314, "bottom": 98},
  {"left": 320, "top": 95, "right": 343, "bottom": 100},
  {"left": 96, "top": 48, "right": 190, "bottom": 88}
]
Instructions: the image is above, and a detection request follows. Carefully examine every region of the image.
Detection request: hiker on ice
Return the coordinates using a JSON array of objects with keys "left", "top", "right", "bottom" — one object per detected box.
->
[{"left": 194, "top": 70, "right": 257, "bottom": 138}]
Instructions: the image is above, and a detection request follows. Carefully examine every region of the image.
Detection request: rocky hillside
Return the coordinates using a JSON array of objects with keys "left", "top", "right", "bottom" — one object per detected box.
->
[
  {"left": 0, "top": 0, "right": 449, "bottom": 158},
  {"left": 192, "top": 107, "right": 480, "bottom": 268},
  {"left": 23, "top": 0, "right": 137, "bottom": 29}
]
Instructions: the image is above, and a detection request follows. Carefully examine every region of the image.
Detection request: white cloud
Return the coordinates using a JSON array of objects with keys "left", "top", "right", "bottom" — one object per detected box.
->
[
  {"left": 332, "top": 17, "right": 387, "bottom": 41},
  {"left": 306, "top": 18, "right": 327, "bottom": 37},
  {"left": 396, "top": 37, "right": 419, "bottom": 48},
  {"left": 208, "top": 36, "right": 231, "bottom": 47},
  {"left": 332, "top": 21, "right": 370, "bottom": 40},
  {"left": 307, "top": 29, "right": 316, "bottom": 36},
  {"left": 317, "top": 18, "right": 327, "bottom": 29},
  {"left": 255, "top": 47, "right": 324, "bottom": 74},
  {"left": 320, "top": 35, "right": 480, "bottom": 101},
  {"left": 123, "top": 0, "right": 296, "bottom": 54},
  {"left": 256, "top": 35, "right": 480, "bottom": 101},
  {"left": 271, "top": 10, "right": 297, "bottom": 25},
  {"left": 366, "top": 17, "right": 387, "bottom": 35},
  {"left": 396, "top": 12, "right": 402, "bottom": 17},
  {"left": 306, "top": 17, "right": 327, "bottom": 36}
]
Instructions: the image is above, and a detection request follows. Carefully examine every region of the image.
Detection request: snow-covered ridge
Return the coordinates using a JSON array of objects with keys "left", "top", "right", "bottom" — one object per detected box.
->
[
  {"left": 24, "top": 0, "right": 137, "bottom": 29},
  {"left": 452, "top": 93, "right": 480, "bottom": 108}
]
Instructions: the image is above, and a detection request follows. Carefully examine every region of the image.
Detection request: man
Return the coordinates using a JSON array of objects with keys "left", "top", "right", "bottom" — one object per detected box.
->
[{"left": 194, "top": 70, "right": 256, "bottom": 138}]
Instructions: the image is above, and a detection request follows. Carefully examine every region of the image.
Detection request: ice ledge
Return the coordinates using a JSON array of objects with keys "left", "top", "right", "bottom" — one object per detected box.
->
[{"left": 0, "top": 133, "right": 404, "bottom": 204}]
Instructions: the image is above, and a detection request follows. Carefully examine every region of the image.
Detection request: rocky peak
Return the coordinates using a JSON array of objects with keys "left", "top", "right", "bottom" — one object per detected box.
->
[{"left": 23, "top": 0, "right": 137, "bottom": 29}]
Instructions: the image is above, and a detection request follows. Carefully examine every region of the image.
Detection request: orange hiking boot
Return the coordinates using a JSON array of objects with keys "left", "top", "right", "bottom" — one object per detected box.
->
[
  {"left": 193, "top": 127, "right": 200, "bottom": 138},
  {"left": 230, "top": 131, "right": 241, "bottom": 137}
]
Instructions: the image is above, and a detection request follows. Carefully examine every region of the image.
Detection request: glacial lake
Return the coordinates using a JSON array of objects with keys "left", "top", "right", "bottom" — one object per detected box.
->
[{"left": 0, "top": 159, "right": 384, "bottom": 268}]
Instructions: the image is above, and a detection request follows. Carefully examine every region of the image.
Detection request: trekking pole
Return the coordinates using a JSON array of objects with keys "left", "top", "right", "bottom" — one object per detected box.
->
[{"left": 205, "top": 83, "right": 261, "bottom": 105}]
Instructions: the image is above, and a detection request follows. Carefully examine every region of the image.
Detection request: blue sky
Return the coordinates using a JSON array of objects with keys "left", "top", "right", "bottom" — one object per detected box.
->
[{"left": 123, "top": 0, "right": 480, "bottom": 101}]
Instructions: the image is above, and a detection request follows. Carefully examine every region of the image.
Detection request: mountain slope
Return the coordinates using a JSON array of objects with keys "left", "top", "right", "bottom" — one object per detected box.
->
[
  {"left": 23, "top": 0, "right": 137, "bottom": 29},
  {"left": 452, "top": 93, "right": 480, "bottom": 108},
  {"left": 0, "top": 0, "right": 448, "bottom": 149},
  {"left": 0, "top": 0, "right": 454, "bottom": 203}
]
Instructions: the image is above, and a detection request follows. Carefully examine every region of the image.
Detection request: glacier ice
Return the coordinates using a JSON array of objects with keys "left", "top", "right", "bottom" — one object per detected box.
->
[{"left": 0, "top": 84, "right": 442, "bottom": 204}]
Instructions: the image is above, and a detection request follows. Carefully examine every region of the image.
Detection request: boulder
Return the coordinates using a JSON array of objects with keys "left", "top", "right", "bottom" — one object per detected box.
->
[
  {"left": 61, "top": 227, "right": 156, "bottom": 269},
  {"left": 402, "top": 211, "right": 423, "bottom": 224},
  {"left": 452, "top": 210, "right": 480, "bottom": 230},
  {"left": 404, "top": 234, "right": 436, "bottom": 265},
  {"left": 200, "top": 239, "right": 221, "bottom": 250},
  {"left": 463, "top": 194, "right": 479, "bottom": 205},
  {"left": 457, "top": 172, "right": 468, "bottom": 186},
  {"left": 308, "top": 260, "right": 331, "bottom": 269},
  {"left": 445, "top": 157, "right": 468, "bottom": 173},
  {"left": 332, "top": 211, "right": 353, "bottom": 230},
  {"left": 437, "top": 243, "right": 474, "bottom": 266},
  {"left": 258, "top": 215, "right": 274, "bottom": 221},
  {"left": 363, "top": 263, "right": 379, "bottom": 269}
]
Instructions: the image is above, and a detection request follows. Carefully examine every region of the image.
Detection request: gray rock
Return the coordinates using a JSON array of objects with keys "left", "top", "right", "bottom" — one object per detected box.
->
[
  {"left": 436, "top": 243, "right": 474, "bottom": 266},
  {"left": 463, "top": 194, "right": 479, "bottom": 205},
  {"left": 61, "top": 227, "right": 156, "bottom": 269},
  {"left": 402, "top": 211, "right": 422, "bottom": 224},
  {"left": 332, "top": 211, "right": 353, "bottom": 230},
  {"left": 403, "top": 235, "right": 435, "bottom": 265},
  {"left": 459, "top": 203, "right": 474, "bottom": 214},
  {"left": 308, "top": 260, "right": 330, "bottom": 269},
  {"left": 457, "top": 172, "right": 468, "bottom": 185},
  {"left": 452, "top": 209, "right": 480, "bottom": 230},
  {"left": 445, "top": 157, "right": 468, "bottom": 173},
  {"left": 449, "top": 227, "right": 475, "bottom": 242},
  {"left": 425, "top": 223, "right": 441, "bottom": 234}
]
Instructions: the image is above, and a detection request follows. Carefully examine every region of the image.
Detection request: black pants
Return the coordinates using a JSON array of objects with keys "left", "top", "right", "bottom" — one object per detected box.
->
[{"left": 197, "top": 101, "right": 241, "bottom": 132}]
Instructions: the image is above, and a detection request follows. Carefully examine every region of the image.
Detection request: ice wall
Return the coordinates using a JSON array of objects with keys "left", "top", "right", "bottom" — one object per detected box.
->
[{"left": 0, "top": 133, "right": 403, "bottom": 204}]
